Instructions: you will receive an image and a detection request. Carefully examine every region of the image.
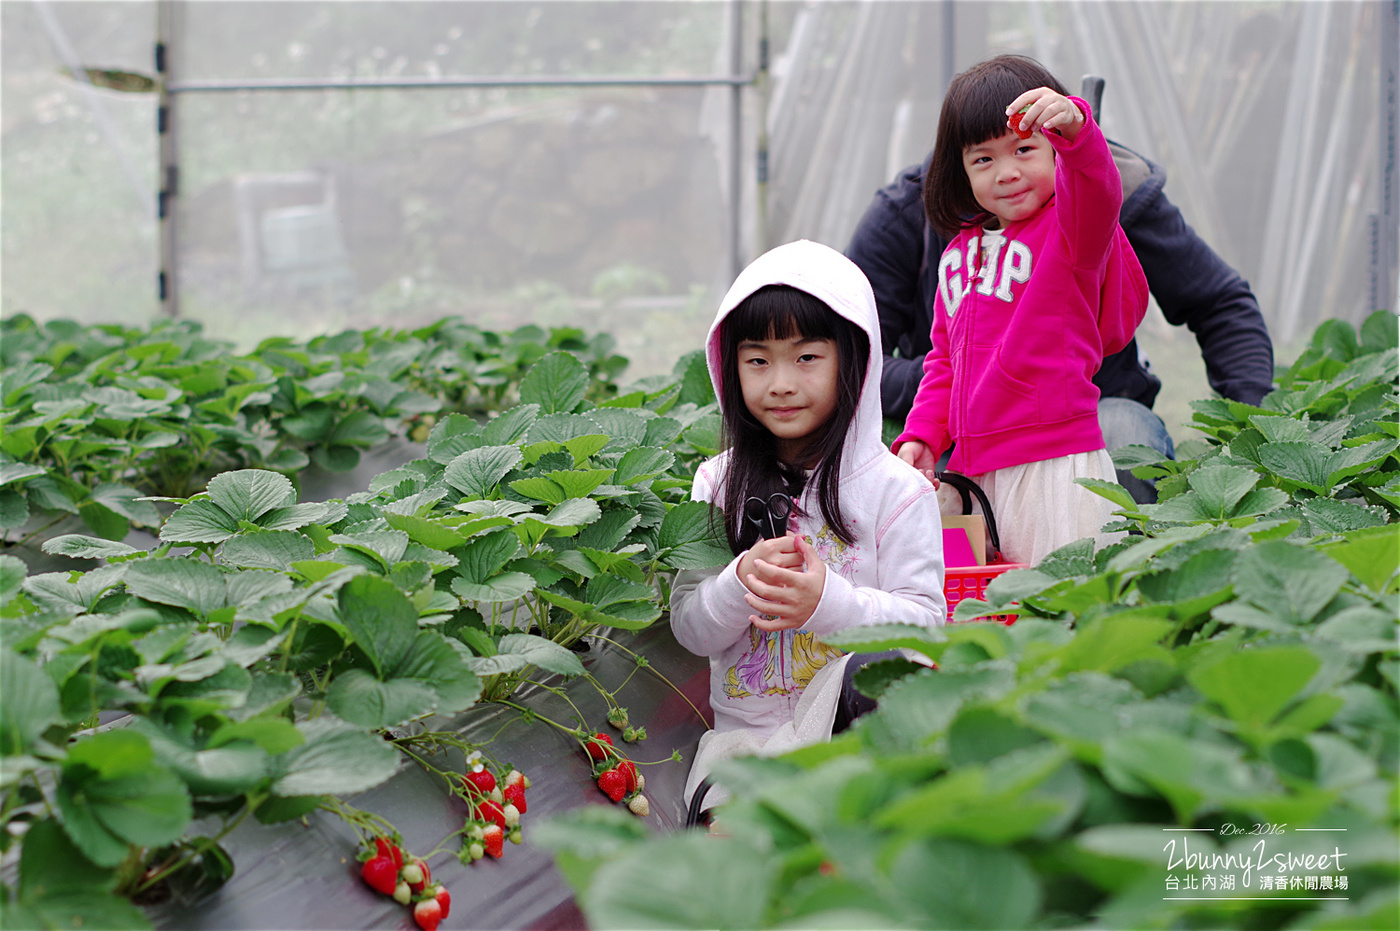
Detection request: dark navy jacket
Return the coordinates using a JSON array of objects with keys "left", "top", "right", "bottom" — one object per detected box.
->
[{"left": 846, "top": 143, "right": 1275, "bottom": 422}]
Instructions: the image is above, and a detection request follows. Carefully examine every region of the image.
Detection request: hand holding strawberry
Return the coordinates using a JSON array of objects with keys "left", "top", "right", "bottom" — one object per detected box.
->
[{"left": 1005, "top": 86, "right": 1085, "bottom": 142}]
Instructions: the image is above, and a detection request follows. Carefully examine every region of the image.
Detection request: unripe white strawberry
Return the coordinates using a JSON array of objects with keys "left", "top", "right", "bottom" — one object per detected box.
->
[
  {"left": 468, "top": 842, "right": 484, "bottom": 861},
  {"left": 393, "top": 881, "right": 412, "bottom": 905},
  {"left": 401, "top": 862, "right": 423, "bottom": 885},
  {"left": 627, "top": 794, "right": 650, "bottom": 817}
]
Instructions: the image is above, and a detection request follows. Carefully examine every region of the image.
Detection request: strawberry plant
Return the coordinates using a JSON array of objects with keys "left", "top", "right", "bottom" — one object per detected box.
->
[
  {"left": 538, "top": 313, "right": 1399, "bottom": 931},
  {"left": 0, "top": 334, "right": 724, "bottom": 927},
  {"left": 0, "top": 314, "right": 639, "bottom": 547}
]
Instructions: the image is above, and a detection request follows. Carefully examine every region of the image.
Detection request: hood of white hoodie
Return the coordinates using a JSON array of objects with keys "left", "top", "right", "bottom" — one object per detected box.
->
[{"left": 704, "top": 239, "right": 887, "bottom": 479}]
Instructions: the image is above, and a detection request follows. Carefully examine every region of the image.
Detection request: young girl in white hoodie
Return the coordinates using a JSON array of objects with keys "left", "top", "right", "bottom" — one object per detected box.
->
[{"left": 670, "top": 239, "right": 946, "bottom": 818}]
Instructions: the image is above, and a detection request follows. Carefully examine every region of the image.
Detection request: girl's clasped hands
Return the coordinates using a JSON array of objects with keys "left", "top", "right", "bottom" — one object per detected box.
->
[{"left": 737, "top": 533, "right": 827, "bottom": 631}]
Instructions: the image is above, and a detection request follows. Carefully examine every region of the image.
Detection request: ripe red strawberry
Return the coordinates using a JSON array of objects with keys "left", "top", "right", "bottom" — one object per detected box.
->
[
  {"left": 615, "top": 760, "right": 639, "bottom": 793},
  {"left": 597, "top": 767, "right": 628, "bottom": 802},
  {"left": 374, "top": 836, "right": 404, "bottom": 870},
  {"left": 434, "top": 885, "right": 451, "bottom": 919},
  {"left": 464, "top": 766, "right": 497, "bottom": 796},
  {"left": 482, "top": 823, "right": 505, "bottom": 858},
  {"left": 360, "top": 855, "right": 397, "bottom": 895},
  {"left": 413, "top": 897, "right": 443, "bottom": 931},
  {"left": 474, "top": 799, "right": 506, "bottom": 830},
  {"left": 585, "top": 732, "right": 613, "bottom": 760},
  {"left": 503, "top": 782, "right": 527, "bottom": 814},
  {"left": 1012, "top": 105, "right": 1033, "bottom": 139}
]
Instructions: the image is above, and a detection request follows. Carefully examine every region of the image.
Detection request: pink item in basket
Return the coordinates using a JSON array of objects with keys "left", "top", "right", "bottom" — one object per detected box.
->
[{"left": 942, "top": 527, "right": 978, "bottom": 568}]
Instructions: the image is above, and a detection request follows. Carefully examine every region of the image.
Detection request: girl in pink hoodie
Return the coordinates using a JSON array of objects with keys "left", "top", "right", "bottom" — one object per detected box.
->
[{"left": 894, "top": 55, "right": 1148, "bottom": 565}]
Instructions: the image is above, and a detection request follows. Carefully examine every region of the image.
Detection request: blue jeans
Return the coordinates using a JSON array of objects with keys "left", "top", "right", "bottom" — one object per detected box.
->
[{"left": 1099, "top": 397, "right": 1174, "bottom": 504}]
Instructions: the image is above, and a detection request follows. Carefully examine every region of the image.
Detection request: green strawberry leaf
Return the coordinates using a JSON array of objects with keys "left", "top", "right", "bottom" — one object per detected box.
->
[
  {"left": 206, "top": 469, "right": 297, "bottom": 522},
  {"left": 220, "top": 530, "right": 316, "bottom": 571},
  {"left": 1231, "top": 541, "right": 1351, "bottom": 623},
  {"left": 122, "top": 559, "right": 228, "bottom": 616},
  {"left": 160, "top": 498, "right": 240, "bottom": 543},
  {"left": 337, "top": 574, "right": 417, "bottom": 676},
  {"left": 519, "top": 351, "right": 589, "bottom": 414},
  {"left": 444, "top": 445, "right": 524, "bottom": 499},
  {"left": 325, "top": 668, "right": 438, "bottom": 728},
  {"left": 1, "top": 647, "right": 62, "bottom": 757},
  {"left": 656, "top": 500, "right": 731, "bottom": 569},
  {"left": 1186, "top": 645, "right": 1321, "bottom": 734},
  {"left": 270, "top": 719, "right": 400, "bottom": 797}
]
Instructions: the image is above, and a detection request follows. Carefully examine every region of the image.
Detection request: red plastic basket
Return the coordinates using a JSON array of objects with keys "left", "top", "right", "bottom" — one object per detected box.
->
[{"left": 944, "top": 562, "right": 1026, "bottom": 625}]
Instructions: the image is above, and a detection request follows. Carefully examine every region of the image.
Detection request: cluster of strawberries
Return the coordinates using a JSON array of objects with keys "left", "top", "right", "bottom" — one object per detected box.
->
[
  {"left": 585, "top": 732, "right": 649, "bottom": 817},
  {"left": 358, "top": 836, "right": 451, "bottom": 931},
  {"left": 459, "top": 752, "right": 528, "bottom": 863}
]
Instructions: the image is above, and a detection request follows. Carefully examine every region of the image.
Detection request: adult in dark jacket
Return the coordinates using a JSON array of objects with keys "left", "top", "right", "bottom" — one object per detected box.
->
[{"left": 846, "top": 142, "right": 1275, "bottom": 502}]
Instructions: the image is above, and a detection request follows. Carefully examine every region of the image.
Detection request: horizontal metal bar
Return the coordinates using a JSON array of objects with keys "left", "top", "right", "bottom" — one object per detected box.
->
[{"left": 166, "top": 73, "right": 755, "bottom": 93}]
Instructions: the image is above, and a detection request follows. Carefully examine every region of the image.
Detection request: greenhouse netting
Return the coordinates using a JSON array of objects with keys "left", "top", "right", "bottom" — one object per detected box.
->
[{"left": 4, "top": 2, "right": 1396, "bottom": 393}]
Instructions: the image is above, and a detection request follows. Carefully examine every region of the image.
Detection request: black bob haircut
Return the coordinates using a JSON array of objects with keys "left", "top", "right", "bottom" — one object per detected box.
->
[{"left": 923, "top": 54, "right": 1069, "bottom": 238}]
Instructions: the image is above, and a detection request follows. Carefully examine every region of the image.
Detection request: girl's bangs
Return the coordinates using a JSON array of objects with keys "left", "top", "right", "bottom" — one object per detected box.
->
[
  {"left": 725, "top": 286, "right": 841, "bottom": 343},
  {"left": 955, "top": 71, "right": 1032, "bottom": 149}
]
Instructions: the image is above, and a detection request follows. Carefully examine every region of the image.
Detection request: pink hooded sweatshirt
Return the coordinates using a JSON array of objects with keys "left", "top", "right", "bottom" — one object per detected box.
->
[{"left": 894, "top": 97, "right": 1149, "bottom": 475}]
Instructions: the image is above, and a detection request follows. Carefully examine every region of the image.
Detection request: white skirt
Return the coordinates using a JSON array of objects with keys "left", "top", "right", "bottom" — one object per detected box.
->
[{"left": 940, "top": 449, "right": 1124, "bottom": 567}]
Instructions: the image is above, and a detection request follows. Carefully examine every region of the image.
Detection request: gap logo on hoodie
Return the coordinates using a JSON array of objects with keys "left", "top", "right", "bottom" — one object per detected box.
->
[{"left": 937, "top": 231, "right": 1033, "bottom": 316}]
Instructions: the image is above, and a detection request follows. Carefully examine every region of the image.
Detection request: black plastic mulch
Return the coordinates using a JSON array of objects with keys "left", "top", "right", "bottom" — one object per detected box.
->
[{"left": 148, "top": 623, "right": 712, "bottom": 931}]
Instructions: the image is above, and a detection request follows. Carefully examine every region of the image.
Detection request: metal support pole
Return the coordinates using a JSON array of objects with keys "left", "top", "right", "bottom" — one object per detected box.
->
[
  {"left": 755, "top": 0, "right": 769, "bottom": 258},
  {"left": 1373, "top": 0, "right": 1398, "bottom": 312},
  {"left": 729, "top": 0, "right": 745, "bottom": 278},
  {"left": 165, "top": 74, "right": 753, "bottom": 93},
  {"left": 156, "top": 0, "right": 178, "bottom": 317},
  {"left": 941, "top": 0, "right": 956, "bottom": 93}
]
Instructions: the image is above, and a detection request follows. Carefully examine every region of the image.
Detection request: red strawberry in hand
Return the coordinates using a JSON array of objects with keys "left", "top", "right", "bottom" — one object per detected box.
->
[
  {"left": 413, "top": 897, "right": 443, "bottom": 931},
  {"left": 597, "top": 768, "right": 628, "bottom": 802},
  {"left": 503, "top": 782, "right": 527, "bottom": 814},
  {"left": 1012, "top": 105, "right": 1034, "bottom": 139},
  {"left": 482, "top": 823, "right": 505, "bottom": 858},
  {"left": 360, "top": 855, "right": 397, "bottom": 896}
]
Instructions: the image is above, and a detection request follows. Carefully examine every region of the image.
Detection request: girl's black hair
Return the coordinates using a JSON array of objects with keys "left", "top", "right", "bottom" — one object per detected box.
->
[
  {"left": 715, "top": 284, "right": 869, "bottom": 554},
  {"left": 923, "top": 54, "right": 1069, "bottom": 238}
]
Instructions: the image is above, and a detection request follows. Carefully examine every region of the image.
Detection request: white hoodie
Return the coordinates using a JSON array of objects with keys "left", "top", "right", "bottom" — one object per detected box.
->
[{"left": 670, "top": 241, "right": 946, "bottom": 795}]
